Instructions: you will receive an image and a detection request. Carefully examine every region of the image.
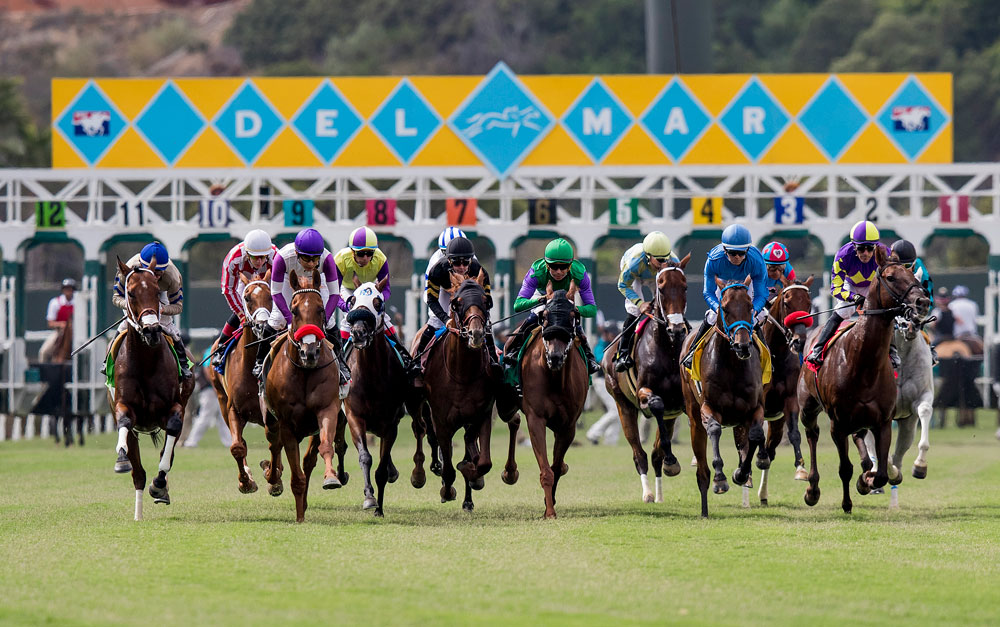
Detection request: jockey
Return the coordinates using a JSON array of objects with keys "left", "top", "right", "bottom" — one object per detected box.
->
[
  {"left": 502, "top": 237, "right": 601, "bottom": 374},
  {"left": 210, "top": 229, "right": 277, "bottom": 367},
  {"left": 257, "top": 228, "right": 350, "bottom": 384},
  {"left": 891, "top": 239, "right": 938, "bottom": 365},
  {"left": 334, "top": 226, "right": 418, "bottom": 375},
  {"left": 413, "top": 236, "right": 494, "bottom": 372},
  {"left": 681, "top": 224, "right": 768, "bottom": 369},
  {"left": 761, "top": 241, "right": 797, "bottom": 299},
  {"left": 612, "top": 231, "right": 679, "bottom": 372},
  {"left": 424, "top": 227, "right": 469, "bottom": 294},
  {"left": 112, "top": 241, "right": 192, "bottom": 380},
  {"left": 805, "top": 220, "right": 896, "bottom": 368},
  {"left": 39, "top": 278, "right": 76, "bottom": 362}
]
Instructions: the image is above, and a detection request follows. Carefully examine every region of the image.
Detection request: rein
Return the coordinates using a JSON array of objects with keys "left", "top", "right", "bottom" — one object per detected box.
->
[
  {"left": 285, "top": 287, "right": 337, "bottom": 370},
  {"left": 717, "top": 283, "right": 754, "bottom": 343},
  {"left": 123, "top": 267, "right": 160, "bottom": 332},
  {"left": 764, "top": 284, "right": 811, "bottom": 346},
  {"left": 650, "top": 265, "right": 686, "bottom": 328},
  {"left": 860, "top": 262, "right": 926, "bottom": 318},
  {"left": 241, "top": 280, "right": 271, "bottom": 324}
]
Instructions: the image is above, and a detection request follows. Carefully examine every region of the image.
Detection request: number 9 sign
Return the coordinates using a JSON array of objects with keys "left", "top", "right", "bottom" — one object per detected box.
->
[
  {"left": 366, "top": 198, "right": 396, "bottom": 226},
  {"left": 282, "top": 199, "right": 314, "bottom": 227}
]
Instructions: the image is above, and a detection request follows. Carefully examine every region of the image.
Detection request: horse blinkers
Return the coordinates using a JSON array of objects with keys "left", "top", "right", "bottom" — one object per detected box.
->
[
  {"left": 452, "top": 296, "right": 487, "bottom": 349},
  {"left": 540, "top": 313, "right": 573, "bottom": 371},
  {"left": 347, "top": 307, "right": 378, "bottom": 349}
]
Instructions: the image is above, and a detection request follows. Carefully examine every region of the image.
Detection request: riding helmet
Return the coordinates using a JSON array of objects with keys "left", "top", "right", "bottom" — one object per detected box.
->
[
  {"left": 720, "top": 224, "right": 752, "bottom": 250},
  {"left": 642, "top": 231, "right": 672, "bottom": 257},
  {"left": 294, "top": 228, "right": 325, "bottom": 256},
  {"left": 544, "top": 238, "right": 574, "bottom": 264},
  {"left": 350, "top": 226, "right": 379, "bottom": 251},
  {"left": 446, "top": 236, "right": 475, "bottom": 259},
  {"left": 890, "top": 239, "right": 917, "bottom": 264},
  {"left": 850, "top": 220, "right": 880, "bottom": 243},
  {"left": 139, "top": 241, "right": 170, "bottom": 269},
  {"left": 61, "top": 278, "right": 77, "bottom": 289},
  {"left": 952, "top": 285, "right": 970, "bottom": 298},
  {"left": 243, "top": 229, "right": 273, "bottom": 256},
  {"left": 438, "top": 227, "right": 467, "bottom": 251},
  {"left": 761, "top": 241, "right": 789, "bottom": 265}
]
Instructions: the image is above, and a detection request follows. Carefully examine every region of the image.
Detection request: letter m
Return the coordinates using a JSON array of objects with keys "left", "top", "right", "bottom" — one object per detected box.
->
[{"left": 582, "top": 107, "right": 612, "bottom": 136}]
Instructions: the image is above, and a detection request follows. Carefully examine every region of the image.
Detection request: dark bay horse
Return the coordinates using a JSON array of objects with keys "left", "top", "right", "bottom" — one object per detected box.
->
[
  {"left": 519, "top": 286, "right": 589, "bottom": 518},
  {"left": 344, "top": 278, "right": 409, "bottom": 517},
  {"left": 680, "top": 276, "right": 767, "bottom": 518},
  {"left": 797, "top": 247, "right": 930, "bottom": 513},
  {"left": 756, "top": 275, "right": 814, "bottom": 504},
  {"left": 260, "top": 269, "right": 348, "bottom": 522},
  {"left": 38, "top": 316, "right": 82, "bottom": 447},
  {"left": 602, "top": 253, "right": 691, "bottom": 503},
  {"left": 110, "top": 258, "right": 194, "bottom": 521},
  {"left": 207, "top": 272, "right": 271, "bottom": 494},
  {"left": 422, "top": 274, "right": 506, "bottom": 511}
]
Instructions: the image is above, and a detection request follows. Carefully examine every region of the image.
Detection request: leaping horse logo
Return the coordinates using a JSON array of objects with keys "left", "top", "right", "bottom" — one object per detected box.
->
[{"left": 462, "top": 106, "right": 542, "bottom": 138}]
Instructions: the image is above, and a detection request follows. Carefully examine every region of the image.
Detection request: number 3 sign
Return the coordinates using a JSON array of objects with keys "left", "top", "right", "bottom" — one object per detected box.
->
[{"left": 366, "top": 198, "right": 396, "bottom": 226}]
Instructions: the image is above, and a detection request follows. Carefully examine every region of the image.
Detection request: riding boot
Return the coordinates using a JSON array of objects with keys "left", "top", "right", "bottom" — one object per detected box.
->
[
  {"left": 680, "top": 319, "right": 712, "bottom": 370},
  {"left": 576, "top": 325, "right": 602, "bottom": 374},
  {"left": 210, "top": 329, "right": 233, "bottom": 368},
  {"left": 325, "top": 329, "right": 352, "bottom": 384},
  {"left": 252, "top": 332, "right": 275, "bottom": 379},
  {"left": 805, "top": 315, "right": 842, "bottom": 367},
  {"left": 930, "top": 344, "right": 939, "bottom": 366},
  {"left": 388, "top": 332, "right": 421, "bottom": 379},
  {"left": 614, "top": 313, "right": 639, "bottom": 372},
  {"left": 889, "top": 342, "right": 901, "bottom": 371},
  {"left": 504, "top": 317, "right": 538, "bottom": 366},
  {"left": 171, "top": 334, "right": 193, "bottom": 381},
  {"left": 412, "top": 326, "right": 436, "bottom": 387}
]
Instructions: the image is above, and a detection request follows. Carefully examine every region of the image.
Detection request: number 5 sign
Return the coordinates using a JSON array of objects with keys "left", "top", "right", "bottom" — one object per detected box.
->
[
  {"left": 366, "top": 198, "right": 396, "bottom": 226},
  {"left": 446, "top": 198, "right": 477, "bottom": 226}
]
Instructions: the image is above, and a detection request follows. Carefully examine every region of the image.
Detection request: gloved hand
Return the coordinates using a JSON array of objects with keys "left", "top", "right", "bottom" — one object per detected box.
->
[
  {"left": 755, "top": 309, "right": 768, "bottom": 326},
  {"left": 853, "top": 293, "right": 866, "bottom": 306},
  {"left": 705, "top": 309, "right": 718, "bottom": 325}
]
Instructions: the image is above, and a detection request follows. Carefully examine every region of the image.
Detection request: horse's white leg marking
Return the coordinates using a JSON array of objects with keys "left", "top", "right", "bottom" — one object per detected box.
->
[
  {"left": 116, "top": 426, "right": 129, "bottom": 454},
  {"left": 889, "top": 485, "right": 899, "bottom": 509},
  {"left": 742, "top": 484, "right": 750, "bottom": 508},
  {"left": 640, "top": 473, "right": 653, "bottom": 503},
  {"left": 915, "top": 400, "right": 932, "bottom": 467},
  {"left": 654, "top": 476, "right": 663, "bottom": 503},
  {"left": 25, "top": 415, "right": 35, "bottom": 439},
  {"left": 864, "top": 431, "right": 877, "bottom": 469},
  {"left": 134, "top": 489, "right": 143, "bottom": 521},
  {"left": 158, "top": 435, "right": 178, "bottom": 473},
  {"left": 758, "top": 467, "right": 769, "bottom": 502},
  {"left": 41, "top": 415, "right": 51, "bottom": 438}
]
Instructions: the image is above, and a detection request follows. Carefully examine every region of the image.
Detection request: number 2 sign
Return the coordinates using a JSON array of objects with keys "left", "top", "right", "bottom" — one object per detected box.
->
[
  {"left": 446, "top": 198, "right": 477, "bottom": 226},
  {"left": 366, "top": 198, "right": 396, "bottom": 226}
]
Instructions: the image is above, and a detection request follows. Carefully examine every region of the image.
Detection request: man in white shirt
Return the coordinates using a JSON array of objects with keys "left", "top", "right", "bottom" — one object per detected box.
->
[
  {"left": 948, "top": 285, "right": 979, "bottom": 338},
  {"left": 39, "top": 278, "right": 75, "bottom": 362}
]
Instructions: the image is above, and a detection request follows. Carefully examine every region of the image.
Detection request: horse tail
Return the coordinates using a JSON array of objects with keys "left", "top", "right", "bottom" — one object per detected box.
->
[{"left": 150, "top": 429, "right": 164, "bottom": 449}]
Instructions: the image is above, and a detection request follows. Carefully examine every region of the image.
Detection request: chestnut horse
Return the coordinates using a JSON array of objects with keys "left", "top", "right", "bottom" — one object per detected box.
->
[
  {"left": 344, "top": 278, "right": 409, "bottom": 517},
  {"left": 207, "top": 272, "right": 272, "bottom": 494},
  {"left": 259, "top": 269, "right": 348, "bottom": 522},
  {"left": 680, "top": 276, "right": 767, "bottom": 518},
  {"left": 756, "top": 275, "right": 814, "bottom": 504},
  {"left": 110, "top": 258, "right": 194, "bottom": 521},
  {"left": 519, "top": 287, "right": 589, "bottom": 518},
  {"left": 602, "top": 254, "right": 691, "bottom": 503},
  {"left": 797, "top": 247, "right": 930, "bottom": 513},
  {"left": 422, "top": 275, "right": 504, "bottom": 511}
]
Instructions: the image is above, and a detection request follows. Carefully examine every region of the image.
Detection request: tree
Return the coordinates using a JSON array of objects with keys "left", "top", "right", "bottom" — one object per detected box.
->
[{"left": 0, "top": 78, "right": 49, "bottom": 168}]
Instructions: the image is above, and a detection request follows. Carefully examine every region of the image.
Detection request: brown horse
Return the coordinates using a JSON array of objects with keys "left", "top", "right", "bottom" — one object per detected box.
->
[
  {"left": 680, "top": 276, "right": 767, "bottom": 518},
  {"left": 602, "top": 254, "right": 691, "bottom": 503},
  {"left": 259, "top": 269, "right": 347, "bottom": 522},
  {"left": 797, "top": 247, "right": 930, "bottom": 513},
  {"left": 422, "top": 275, "right": 503, "bottom": 511},
  {"left": 38, "top": 316, "right": 81, "bottom": 447},
  {"left": 207, "top": 272, "right": 272, "bottom": 494},
  {"left": 756, "top": 275, "right": 814, "bottom": 504},
  {"left": 519, "top": 287, "right": 589, "bottom": 518},
  {"left": 343, "top": 278, "right": 409, "bottom": 517},
  {"left": 110, "top": 258, "right": 194, "bottom": 521}
]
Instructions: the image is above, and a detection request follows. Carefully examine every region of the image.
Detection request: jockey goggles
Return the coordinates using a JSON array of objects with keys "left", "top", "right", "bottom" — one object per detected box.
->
[
  {"left": 854, "top": 243, "right": 876, "bottom": 253},
  {"left": 724, "top": 248, "right": 746, "bottom": 259},
  {"left": 450, "top": 256, "right": 471, "bottom": 267},
  {"left": 298, "top": 253, "right": 320, "bottom": 263},
  {"left": 354, "top": 249, "right": 375, "bottom": 258},
  {"left": 650, "top": 255, "right": 670, "bottom": 263},
  {"left": 547, "top": 262, "right": 570, "bottom": 271}
]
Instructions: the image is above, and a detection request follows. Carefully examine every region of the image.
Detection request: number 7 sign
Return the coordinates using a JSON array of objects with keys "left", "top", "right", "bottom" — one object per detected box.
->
[{"left": 446, "top": 198, "right": 477, "bottom": 226}]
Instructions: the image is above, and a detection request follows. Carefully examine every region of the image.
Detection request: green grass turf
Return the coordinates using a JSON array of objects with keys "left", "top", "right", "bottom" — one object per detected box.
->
[{"left": 1, "top": 409, "right": 999, "bottom": 626}]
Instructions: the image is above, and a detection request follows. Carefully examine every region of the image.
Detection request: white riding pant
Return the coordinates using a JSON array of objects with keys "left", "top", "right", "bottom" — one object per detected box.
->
[
  {"left": 624, "top": 280, "right": 647, "bottom": 317},
  {"left": 834, "top": 285, "right": 870, "bottom": 320}
]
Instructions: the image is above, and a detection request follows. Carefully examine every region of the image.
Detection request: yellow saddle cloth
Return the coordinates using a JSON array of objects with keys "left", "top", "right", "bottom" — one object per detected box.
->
[{"left": 688, "top": 329, "right": 772, "bottom": 386}]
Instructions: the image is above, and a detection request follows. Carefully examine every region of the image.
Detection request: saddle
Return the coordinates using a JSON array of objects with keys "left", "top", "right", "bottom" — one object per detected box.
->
[
  {"left": 503, "top": 326, "right": 588, "bottom": 392},
  {"left": 685, "top": 328, "right": 772, "bottom": 387},
  {"left": 804, "top": 320, "right": 856, "bottom": 374},
  {"left": 213, "top": 328, "right": 243, "bottom": 375},
  {"left": 104, "top": 329, "right": 190, "bottom": 394},
  {"left": 615, "top": 317, "right": 688, "bottom": 415}
]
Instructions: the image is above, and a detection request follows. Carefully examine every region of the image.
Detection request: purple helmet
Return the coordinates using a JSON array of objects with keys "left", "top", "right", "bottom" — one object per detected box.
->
[{"left": 294, "top": 228, "right": 325, "bottom": 255}]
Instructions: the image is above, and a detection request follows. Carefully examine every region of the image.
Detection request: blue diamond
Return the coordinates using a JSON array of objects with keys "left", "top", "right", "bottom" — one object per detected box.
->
[
  {"left": 134, "top": 82, "right": 205, "bottom": 165},
  {"left": 449, "top": 62, "right": 554, "bottom": 178},
  {"left": 719, "top": 78, "right": 790, "bottom": 161},
  {"left": 214, "top": 81, "right": 283, "bottom": 164},
  {"left": 562, "top": 78, "right": 632, "bottom": 162},
  {"left": 369, "top": 79, "right": 441, "bottom": 164},
  {"left": 799, "top": 78, "right": 868, "bottom": 161},
  {"left": 54, "top": 82, "right": 126, "bottom": 165},
  {"left": 876, "top": 76, "right": 947, "bottom": 160},
  {"left": 639, "top": 78, "right": 710, "bottom": 161},
  {"left": 291, "top": 81, "right": 363, "bottom": 164}
]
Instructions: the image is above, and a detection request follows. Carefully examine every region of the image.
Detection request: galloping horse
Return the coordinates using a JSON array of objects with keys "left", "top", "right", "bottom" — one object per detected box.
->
[
  {"left": 797, "top": 247, "right": 929, "bottom": 513},
  {"left": 756, "top": 275, "right": 814, "bottom": 504},
  {"left": 602, "top": 254, "right": 691, "bottom": 503},
  {"left": 110, "top": 258, "right": 194, "bottom": 521},
  {"left": 680, "top": 276, "right": 767, "bottom": 518},
  {"left": 422, "top": 274, "right": 501, "bottom": 511},
  {"left": 519, "top": 286, "right": 589, "bottom": 518},
  {"left": 207, "top": 271, "right": 272, "bottom": 494},
  {"left": 260, "top": 269, "right": 348, "bottom": 522},
  {"left": 344, "top": 278, "right": 409, "bottom": 517}
]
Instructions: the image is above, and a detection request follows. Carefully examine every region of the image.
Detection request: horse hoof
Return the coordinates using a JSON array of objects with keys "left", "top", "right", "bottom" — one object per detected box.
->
[
  {"left": 888, "top": 467, "right": 903, "bottom": 486},
  {"left": 804, "top": 489, "right": 820, "bottom": 507},
  {"left": 430, "top": 461, "right": 442, "bottom": 476},
  {"left": 471, "top": 476, "right": 485, "bottom": 491},
  {"left": 912, "top": 464, "right": 927, "bottom": 480},
  {"left": 502, "top": 469, "right": 519, "bottom": 485},
  {"left": 239, "top": 480, "right": 258, "bottom": 494},
  {"left": 756, "top": 457, "right": 771, "bottom": 470},
  {"left": 323, "top": 476, "right": 342, "bottom": 490},
  {"left": 544, "top": 511, "right": 557, "bottom": 520},
  {"left": 732, "top": 470, "right": 748, "bottom": 487},
  {"left": 410, "top": 470, "right": 426, "bottom": 489},
  {"left": 760, "top": 498, "right": 768, "bottom": 507},
  {"left": 388, "top": 466, "right": 399, "bottom": 484},
  {"left": 642, "top": 492, "right": 654, "bottom": 503},
  {"left": 149, "top": 481, "right": 170, "bottom": 505},
  {"left": 338, "top": 471, "right": 350, "bottom": 486},
  {"left": 440, "top": 485, "right": 456, "bottom": 502},
  {"left": 362, "top": 497, "right": 377, "bottom": 510},
  {"left": 842, "top": 504, "right": 853, "bottom": 514},
  {"left": 560, "top": 462, "right": 569, "bottom": 475},
  {"left": 663, "top": 462, "right": 681, "bottom": 477},
  {"left": 259, "top": 460, "right": 270, "bottom": 472},
  {"left": 268, "top": 482, "right": 283, "bottom": 497},
  {"left": 794, "top": 466, "right": 808, "bottom": 481},
  {"left": 856, "top": 477, "right": 871, "bottom": 496},
  {"left": 374, "top": 508, "right": 384, "bottom": 518},
  {"left": 114, "top": 450, "right": 131, "bottom": 473},
  {"left": 713, "top": 481, "right": 729, "bottom": 495},
  {"left": 462, "top": 501, "right": 474, "bottom": 512}
]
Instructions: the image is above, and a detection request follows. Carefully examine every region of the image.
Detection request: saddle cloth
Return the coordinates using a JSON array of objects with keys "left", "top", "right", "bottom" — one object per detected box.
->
[
  {"left": 615, "top": 316, "right": 689, "bottom": 413},
  {"left": 503, "top": 326, "right": 588, "bottom": 391},
  {"left": 104, "top": 330, "right": 190, "bottom": 394},
  {"left": 686, "top": 329, "right": 772, "bottom": 386},
  {"left": 804, "top": 320, "right": 856, "bottom": 374},
  {"left": 213, "top": 328, "right": 243, "bottom": 376}
]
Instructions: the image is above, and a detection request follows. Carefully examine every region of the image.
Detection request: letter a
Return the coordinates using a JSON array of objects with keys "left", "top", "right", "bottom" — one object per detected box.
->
[{"left": 664, "top": 107, "right": 689, "bottom": 135}]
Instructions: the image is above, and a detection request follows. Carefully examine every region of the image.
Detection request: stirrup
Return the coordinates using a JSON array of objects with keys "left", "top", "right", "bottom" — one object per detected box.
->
[
  {"left": 252, "top": 361, "right": 264, "bottom": 378},
  {"left": 210, "top": 351, "right": 223, "bottom": 367},
  {"left": 614, "top": 355, "right": 634, "bottom": 372}
]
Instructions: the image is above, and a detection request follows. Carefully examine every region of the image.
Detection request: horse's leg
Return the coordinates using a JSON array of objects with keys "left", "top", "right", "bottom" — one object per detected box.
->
[
  {"left": 282, "top": 433, "right": 308, "bottom": 523},
  {"left": 303, "top": 434, "right": 320, "bottom": 486},
  {"left": 459, "top": 427, "right": 477, "bottom": 511},
  {"left": 77, "top": 415, "right": 85, "bottom": 446},
  {"left": 759, "top": 417, "right": 783, "bottom": 505},
  {"left": 660, "top": 417, "right": 681, "bottom": 476},
  {"left": 912, "top": 396, "right": 932, "bottom": 479},
  {"left": 650, "top": 427, "right": 665, "bottom": 503},
  {"left": 409, "top": 414, "right": 426, "bottom": 488},
  {"left": 688, "top": 410, "right": 711, "bottom": 518},
  {"left": 526, "top": 410, "right": 555, "bottom": 519},
  {"left": 549, "top": 421, "right": 576, "bottom": 519},
  {"left": 501, "top": 412, "right": 520, "bottom": 486},
  {"left": 424, "top": 405, "right": 442, "bottom": 476},
  {"left": 125, "top": 430, "right": 145, "bottom": 521},
  {"left": 868, "top": 420, "right": 891, "bottom": 492},
  {"left": 228, "top": 408, "right": 256, "bottom": 494},
  {"left": 891, "top": 414, "right": 917, "bottom": 486},
  {"left": 854, "top": 429, "right": 874, "bottom": 474},
  {"left": 474, "top": 413, "right": 493, "bottom": 482},
  {"left": 373, "top": 422, "right": 399, "bottom": 517},
  {"left": 437, "top": 426, "right": 457, "bottom": 503},
  {"left": 702, "top": 404, "right": 728, "bottom": 495},
  {"left": 260, "top": 411, "right": 284, "bottom": 497},
  {"left": 345, "top": 410, "right": 375, "bottom": 509},
  {"left": 113, "top": 402, "right": 135, "bottom": 473},
  {"left": 149, "top": 403, "right": 183, "bottom": 506},
  {"left": 334, "top": 409, "right": 350, "bottom": 485},
  {"left": 799, "top": 393, "right": 822, "bottom": 507},
  {"left": 832, "top": 428, "right": 855, "bottom": 514},
  {"left": 785, "top": 399, "right": 807, "bottom": 479},
  {"left": 617, "top": 402, "right": 652, "bottom": 503}
]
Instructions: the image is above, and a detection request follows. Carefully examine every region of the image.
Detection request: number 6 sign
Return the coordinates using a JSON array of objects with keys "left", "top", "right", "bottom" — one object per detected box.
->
[{"left": 366, "top": 198, "right": 396, "bottom": 226}]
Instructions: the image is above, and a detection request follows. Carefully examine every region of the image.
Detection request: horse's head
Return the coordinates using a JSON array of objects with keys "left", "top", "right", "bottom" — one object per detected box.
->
[
  {"left": 772, "top": 274, "right": 815, "bottom": 354},
  {"left": 871, "top": 247, "right": 931, "bottom": 321},
  {"left": 715, "top": 275, "right": 754, "bottom": 360},
  {"left": 540, "top": 289, "right": 577, "bottom": 371},
  {"left": 346, "top": 277, "right": 387, "bottom": 350},
  {"left": 288, "top": 269, "right": 326, "bottom": 367},
  {"left": 118, "top": 257, "right": 162, "bottom": 346},
  {"left": 450, "top": 271, "right": 489, "bottom": 350},
  {"left": 655, "top": 252, "right": 691, "bottom": 339},
  {"left": 241, "top": 270, "right": 273, "bottom": 340}
]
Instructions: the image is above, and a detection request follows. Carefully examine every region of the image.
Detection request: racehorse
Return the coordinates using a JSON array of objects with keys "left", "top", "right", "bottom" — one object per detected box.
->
[
  {"left": 259, "top": 269, "right": 348, "bottom": 522},
  {"left": 207, "top": 272, "right": 272, "bottom": 494},
  {"left": 797, "top": 247, "right": 930, "bottom": 513},
  {"left": 756, "top": 275, "right": 814, "bottom": 505},
  {"left": 519, "top": 286, "right": 589, "bottom": 518},
  {"left": 680, "top": 276, "right": 767, "bottom": 518},
  {"left": 421, "top": 274, "right": 502, "bottom": 511},
  {"left": 343, "top": 278, "right": 409, "bottom": 517},
  {"left": 602, "top": 254, "right": 691, "bottom": 503},
  {"left": 110, "top": 258, "right": 194, "bottom": 521}
]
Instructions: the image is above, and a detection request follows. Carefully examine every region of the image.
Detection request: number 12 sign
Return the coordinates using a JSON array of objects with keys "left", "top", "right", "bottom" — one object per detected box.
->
[{"left": 366, "top": 198, "right": 396, "bottom": 226}]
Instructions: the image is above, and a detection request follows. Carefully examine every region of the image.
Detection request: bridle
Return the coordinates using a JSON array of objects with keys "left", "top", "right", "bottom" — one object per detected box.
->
[
  {"left": 863, "top": 262, "right": 927, "bottom": 320},
  {"left": 653, "top": 266, "right": 687, "bottom": 329},
  {"left": 286, "top": 287, "right": 336, "bottom": 369},
  {"left": 242, "top": 280, "right": 271, "bottom": 336},
  {"left": 123, "top": 267, "right": 161, "bottom": 333},
  {"left": 717, "top": 283, "right": 754, "bottom": 346},
  {"left": 452, "top": 302, "right": 488, "bottom": 344},
  {"left": 763, "top": 283, "right": 811, "bottom": 346}
]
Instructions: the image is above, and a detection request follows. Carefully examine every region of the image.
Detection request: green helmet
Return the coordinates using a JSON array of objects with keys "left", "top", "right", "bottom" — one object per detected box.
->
[{"left": 543, "top": 238, "right": 574, "bottom": 264}]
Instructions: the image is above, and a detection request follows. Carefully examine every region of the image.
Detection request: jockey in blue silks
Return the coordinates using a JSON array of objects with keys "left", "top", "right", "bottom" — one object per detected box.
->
[{"left": 681, "top": 224, "right": 768, "bottom": 368}]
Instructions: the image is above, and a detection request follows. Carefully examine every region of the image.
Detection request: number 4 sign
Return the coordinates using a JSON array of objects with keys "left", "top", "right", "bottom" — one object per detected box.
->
[
  {"left": 691, "top": 197, "right": 723, "bottom": 225},
  {"left": 366, "top": 198, "right": 396, "bottom": 226}
]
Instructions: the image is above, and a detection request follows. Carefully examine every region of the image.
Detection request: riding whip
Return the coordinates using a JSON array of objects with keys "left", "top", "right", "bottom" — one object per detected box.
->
[{"left": 70, "top": 315, "right": 126, "bottom": 357}]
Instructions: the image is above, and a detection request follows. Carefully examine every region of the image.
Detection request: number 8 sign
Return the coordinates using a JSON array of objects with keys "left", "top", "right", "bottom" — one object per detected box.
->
[{"left": 366, "top": 198, "right": 396, "bottom": 226}]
